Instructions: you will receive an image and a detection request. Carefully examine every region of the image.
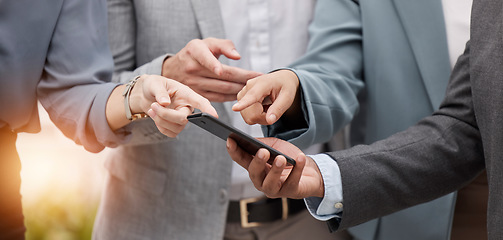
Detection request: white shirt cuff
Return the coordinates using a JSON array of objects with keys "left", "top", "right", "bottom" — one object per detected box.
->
[{"left": 304, "top": 153, "right": 343, "bottom": 221}]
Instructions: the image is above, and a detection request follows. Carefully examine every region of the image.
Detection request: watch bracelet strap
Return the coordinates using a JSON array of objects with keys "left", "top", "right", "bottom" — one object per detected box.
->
[{"left": 122, "top": 75, "right": 148, "bottom": 121}]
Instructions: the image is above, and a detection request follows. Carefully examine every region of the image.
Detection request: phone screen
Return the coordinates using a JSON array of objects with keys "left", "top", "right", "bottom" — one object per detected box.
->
[{"left": 187, "top": 112, "right": 296, "bottom": 166}]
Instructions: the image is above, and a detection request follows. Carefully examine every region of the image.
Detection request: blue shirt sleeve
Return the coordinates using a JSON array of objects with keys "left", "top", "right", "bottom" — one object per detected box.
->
[{"left": 304, "top": 153, "right": 344, "bottom": 221}]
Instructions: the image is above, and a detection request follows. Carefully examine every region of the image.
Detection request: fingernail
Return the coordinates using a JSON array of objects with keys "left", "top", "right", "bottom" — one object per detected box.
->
[
  {"left": 159, "top": 97, "right": 170, "bottom": 105},
  {"left": 268, "top": 114, "right": 277, "bottom": 123},
  {"left": 151, "top": 102, "right": 159, "bottom": 110},
  {"left": 257, "top": 150, "right": 265, "bottom": 160},
  {"left": 232, "top": 102, "right": 240, "bottom": 110},
  {"left": 275, "top": 158, "right": 284, "bottom": 167},
  {"left": 231, "top": 49, "right": 240, "bottom": 57},
  {"left": 147, "top": 109, "right": 156, "bottom": 118}
]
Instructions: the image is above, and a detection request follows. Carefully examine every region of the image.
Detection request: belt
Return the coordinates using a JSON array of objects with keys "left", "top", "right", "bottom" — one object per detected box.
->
[{"left": 226, "top": 197, "right": 305, "bottom": 228}]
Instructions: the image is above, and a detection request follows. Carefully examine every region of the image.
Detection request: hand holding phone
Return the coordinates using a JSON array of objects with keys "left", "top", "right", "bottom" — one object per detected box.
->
[{"left": 187, "top": 112, "right": 296, "bottom": 166}]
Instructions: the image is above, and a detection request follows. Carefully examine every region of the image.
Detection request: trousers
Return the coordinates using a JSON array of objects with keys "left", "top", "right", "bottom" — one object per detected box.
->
[
  {"left": 224, "top": 209, "right": 352, "bottom": 240},
  {"left": 0, "top": 127, "right": 25, "bottom": 240}
]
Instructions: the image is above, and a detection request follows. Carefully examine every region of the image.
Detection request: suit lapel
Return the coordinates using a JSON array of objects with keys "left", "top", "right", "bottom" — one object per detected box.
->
[
  {"left": 392, "top": 0, "right": 451, "bottom": 110},
  {"left": 190, "top": 0, "right": 235, "bottom": 120},
  {"left": 190, "top": 0, "right": 226, "bottom": 39}
]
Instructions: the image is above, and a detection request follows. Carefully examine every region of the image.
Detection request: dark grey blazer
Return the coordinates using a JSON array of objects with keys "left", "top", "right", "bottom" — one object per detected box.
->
[{"left": 329, "top": 0, "right": 500, "bottom": 238}]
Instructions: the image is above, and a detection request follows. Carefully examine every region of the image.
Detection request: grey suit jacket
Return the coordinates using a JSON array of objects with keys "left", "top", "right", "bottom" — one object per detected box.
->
[
  {"left": 266, "top": 0, "right": 457, "bottom": 239},
  {"left": 0, "top": 0, "right": 126, "bottom": 152},
  {"left": 93, "top": 1, "right": 234, "bottom": 239},
  {"left": 326, "top": 0, "right": 500, "bottom": 238}
]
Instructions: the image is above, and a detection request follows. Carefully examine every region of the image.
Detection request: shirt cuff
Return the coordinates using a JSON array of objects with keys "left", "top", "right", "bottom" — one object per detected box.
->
[{"left": 304, "top": 153, "right": 343, "bottom": 221}]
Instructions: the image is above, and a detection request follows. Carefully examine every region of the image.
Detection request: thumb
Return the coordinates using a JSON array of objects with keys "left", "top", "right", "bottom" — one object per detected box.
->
[
  {"left": 206, "top": 38, "right": 241, "bottom": 61},
  {"left": 189, "top": 39, "right": 224, "bottom": 76},
  {"left": 155, "top": 92, "right": 171, "bottom": 107},
  {"left": 153, "top": 85, "right": 171, "bottom": 107},
  {"left": 143, "top": 76, "right": 172, "bottom": 106},
  {"left": 220, "top": 47, "right": 241, "bottom": 60}
]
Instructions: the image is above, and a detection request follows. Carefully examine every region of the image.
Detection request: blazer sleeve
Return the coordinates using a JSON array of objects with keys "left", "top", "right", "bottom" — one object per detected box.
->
[
  {"left": 107, "top": 0, "right": 169, "bottom": 84},
  {"left": 263, "top": 0, "right": 364, "bottom": 149},
  {"left": 327, "top": 42, "right": 485, "bottom": 231},
  {"left": 37, "top": 0, "right": 129, "bottom": 153}
]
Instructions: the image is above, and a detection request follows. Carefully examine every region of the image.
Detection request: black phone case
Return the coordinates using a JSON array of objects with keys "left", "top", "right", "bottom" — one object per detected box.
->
[{"left": 187, "top": 112, "right": 296, "bottom": 166}]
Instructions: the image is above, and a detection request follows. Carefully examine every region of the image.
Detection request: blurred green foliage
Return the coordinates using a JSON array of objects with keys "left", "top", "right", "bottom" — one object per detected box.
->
[{"left": 23, "top": 191, "right": 100, "bottom": 240}]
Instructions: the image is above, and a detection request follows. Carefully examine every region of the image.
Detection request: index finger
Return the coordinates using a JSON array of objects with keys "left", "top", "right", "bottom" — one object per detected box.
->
[
  {"left": 232, "top": 83, "right": 271, "bottom": 112},
  {"left": 186, "top": 91, "right": 218, "bottom": 118},
  {"left": 264, "top": 91, "right": 295, "bottom": 125},
  {"left": 167, "top": 80, "right": 218, "bottom": 118}
]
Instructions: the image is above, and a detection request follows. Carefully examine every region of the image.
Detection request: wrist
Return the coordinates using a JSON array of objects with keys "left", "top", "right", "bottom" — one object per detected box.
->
[
  {"left": 282, "top": 70, "right": 301, "bottom": 117},
  {"left": 317, "top": 177, "right": 326, "bottom": 198},
  {"left": 123, "top": 75, "right": 148, "bottom": 121},
  {"left": 161, "top": 55, "right": 173, "bottom": 78},
  {"left": 129, "top": 78, "right": 144, "bottom": 114},
  {"left": 308, "top": 156, "right": 326, "bottom": 198}
]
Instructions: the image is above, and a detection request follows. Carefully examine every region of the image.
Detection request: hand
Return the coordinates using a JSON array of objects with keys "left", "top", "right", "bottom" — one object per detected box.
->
[
  {"left": 232, "top": 70, "right": 301, "bottom": 125},
  {"left": 130, "top": 74, "right": 218, "bottom": 137},
  {"left": 162, "top": 38, "right": 262, "bottom": 102},
  {"left": 226, "top": 137, "right": 325, "bottom": 199}
]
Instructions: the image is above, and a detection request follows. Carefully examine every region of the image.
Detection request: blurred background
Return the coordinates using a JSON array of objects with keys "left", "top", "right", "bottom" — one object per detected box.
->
[{"left": 16, "top": 104, "right": 109, "bottom": 240}]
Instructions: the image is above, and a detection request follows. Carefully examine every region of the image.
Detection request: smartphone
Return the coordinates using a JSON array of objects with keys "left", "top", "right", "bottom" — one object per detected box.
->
[{"left": 187, "top": 112, "right": 296, "bottom": 166}]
